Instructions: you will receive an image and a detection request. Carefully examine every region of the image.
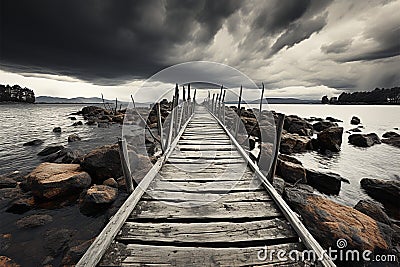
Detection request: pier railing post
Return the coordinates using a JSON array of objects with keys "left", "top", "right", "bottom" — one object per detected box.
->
[
  {"left": 156, "top": 102, "right": 164, "bottom": 153},
  {"left": 267, "top": 113, "right": 285, "bottom": 183},
  {"left": 118, "top": 138, "right": 135, "bottom": 193},
  {"left": 234, "top": 85, "right": 243, "bottom": 138}
]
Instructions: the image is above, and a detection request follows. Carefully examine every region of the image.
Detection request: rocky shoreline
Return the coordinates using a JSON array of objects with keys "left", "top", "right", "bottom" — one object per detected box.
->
[{"left": 0, "top": 103, "right": 399, "bottom": 266}]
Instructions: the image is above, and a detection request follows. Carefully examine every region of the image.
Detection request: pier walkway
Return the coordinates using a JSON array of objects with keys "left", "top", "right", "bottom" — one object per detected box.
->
[{"left": 78, "top": 105, "right": 335, "bottom": 267}]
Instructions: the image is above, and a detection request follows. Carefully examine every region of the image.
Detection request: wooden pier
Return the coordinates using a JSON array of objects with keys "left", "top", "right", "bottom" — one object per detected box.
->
[{"left": 78, "top": 97, "right": 335, "bottom": 266}]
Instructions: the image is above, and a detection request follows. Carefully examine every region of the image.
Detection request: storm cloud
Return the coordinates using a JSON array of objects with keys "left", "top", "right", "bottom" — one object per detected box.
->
[{"left": 0, "top": 0, "right": 399, "bottom": 94}]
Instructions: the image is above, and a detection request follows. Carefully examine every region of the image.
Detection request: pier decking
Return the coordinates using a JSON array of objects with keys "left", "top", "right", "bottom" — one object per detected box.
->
[{"left": 78, "top": 106, "right": 335, "bottom": 267}]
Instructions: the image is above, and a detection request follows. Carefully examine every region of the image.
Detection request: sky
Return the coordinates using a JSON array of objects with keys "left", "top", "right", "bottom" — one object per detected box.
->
[{"left": 0, "top": 0, "right": 399, "bottom": 101}]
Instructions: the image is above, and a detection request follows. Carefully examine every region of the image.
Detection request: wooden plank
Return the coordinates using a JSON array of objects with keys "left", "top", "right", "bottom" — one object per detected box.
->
[
  {"left": 148, "top": 180, "right": 264, "bottom": 192},
  {"left": 166, "top": 158, "right": 245, "bottom": 164},
  {"left": 142, "top": 190, "right": 272, "bottom": 202},
  {"left": 129, "top": 200, "right": 282, "bottom": 220},
  {"left": 210, "top": 112, "right": 336, "bottom": 266},
  {"left": 118, "top": 218, "right": 296, "bottom": 244},
  {"left": 76, "top": 114, "right": 195, "bottom": 267},
  {"left": 99, "top": 242, "right": 305, "bottom": 266}
]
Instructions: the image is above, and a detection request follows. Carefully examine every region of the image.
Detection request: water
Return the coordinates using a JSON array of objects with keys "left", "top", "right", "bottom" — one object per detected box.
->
[
  {"left": 0, "top": 103, "right": 124, "bottom": 175},
  {"left": 266, "top": 104, "right": 400, "bottom": 208}
]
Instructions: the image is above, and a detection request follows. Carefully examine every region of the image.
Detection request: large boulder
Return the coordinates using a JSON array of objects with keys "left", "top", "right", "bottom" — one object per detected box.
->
[
  {"left": 79, "top": 185, "right": 118, "bottom": 214},
  {"left": 0, "top": 176, "right": 17, "bottom": 189},
  {"left": 283, "top": 115, "right": 313, "bottom": 136},
  {"left": 317, "top": 127, "right": 343, "bottom": 152},
  {"left": 25, "top": 163, "right": 91, "bottom": 200},
  {"left": 360, "top": 178, "right": 400, "bottom": 204},
  {"left": 80, "top": 144, "right": 122, "bottom": 183},
  {"left": 350, "top": 116, "right": 361, "bottom": 125},
  {"left": 312, "top": 121, "right": 338, "bottom": 132},
  {"left": 382, "top": 136, "right": 400, "bottom": 148},
  {"left": 44, "top": 228, "right": 77, "bottom": 257},
  {"left": 284, "top": 187, "right": 394, "bottom": 254},
  {"left": 0, "top": 256, "right": 19, "bottom": 267},
  {"left": 279, "top": 133, "right": 311, "bottom": 154},
  {"left": 349, "top": 133, "right": 381, "bottom": 147},
  {"left": 354, "top": 199, "right": 392, "bottom": 226},
  {"left": 68, "top": 134, "right": 81, "bottom": 142},
  {"left": 276, "top": 158, "right": 306, "bottom": 184},
  {"left": 306, "top": 169, "right": 342, "bottom": 195}
]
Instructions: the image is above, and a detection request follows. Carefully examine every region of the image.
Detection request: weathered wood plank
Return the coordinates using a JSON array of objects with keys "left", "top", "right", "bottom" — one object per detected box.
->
[
  {"left": 166, "top": 158, "right": 245, "bottom": 164},
  {"left": 142, "top": 190, "right": 272, "bottom": 202},
  {"left": 129, "top": 200, "right": 282, "bottom": 220},
  {"left": 147, "top": 180, "right": 264, "bottom": 192},
  {"left": 99, "top": 242, "right": 306, "bottom": 267},
  {"left": 118, "top": 218, "right": 296, "bottom": 244}
]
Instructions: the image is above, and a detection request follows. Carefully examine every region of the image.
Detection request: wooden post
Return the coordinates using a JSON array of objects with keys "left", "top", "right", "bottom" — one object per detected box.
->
[
  {"left": 215, "top": 93, "right": 219, "bottom": 116},
  {"left": 115, "top": 98, "right": 118, "bottom": 115},
  {"left": 222, "top": 89, "right": 226, "bottom": 124},
  {"left": 156, "top": 102, "right": 164, "bottom": 152},
  {"left": 193, "top": 89, "right": 197, "bottom": 112},
  {"left": 235, "top": 85, "right": 243, "bottom": 138},
  {"left": 101, "top": 93, "right": 107, "bottom": 110},
  {"left": 118, "top": 139, "right": 135, "bottom": 193},
  {"left": 166, "top": 95, "right": 175, "bottom": 148},
  {"left": 173, "top": 84, "right": 179, "bottom": 137},
  {"left": 259, "top": 82, "right": 265, "bottom": 118},
  {"left": 212, "top": 93, "right": 215, "bottom": 114},
  {"left": 267, "top": 113, "right": 285, "bottom": 183}
]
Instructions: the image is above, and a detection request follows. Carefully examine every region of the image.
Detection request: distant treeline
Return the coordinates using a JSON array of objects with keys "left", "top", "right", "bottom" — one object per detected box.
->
[
  {"left": 0, "top": 84, "right": 35, "bottom": 103},
  {"left": 322, "top": 87, "right": 399, "bottom": 104}
]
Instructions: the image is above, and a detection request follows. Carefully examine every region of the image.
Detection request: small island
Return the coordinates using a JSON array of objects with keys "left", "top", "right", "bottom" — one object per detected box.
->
[{"left": 0, "top": 84, "right": 35, "bottom": 103}]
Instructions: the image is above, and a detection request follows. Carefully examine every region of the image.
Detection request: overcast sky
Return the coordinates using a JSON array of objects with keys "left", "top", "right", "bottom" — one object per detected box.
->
[{"left": 1, "top": 0, "right": 399, "bottom": 101}]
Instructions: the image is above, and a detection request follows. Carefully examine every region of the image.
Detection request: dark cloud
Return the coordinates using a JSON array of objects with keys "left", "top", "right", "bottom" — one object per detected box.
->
[
  {"left": 321, "top": 40, "right": 353, "bottom": 54},
  {"left": 270, "top": 13, "right": 327, "bottom": 55},
  {"left": 0, "top": 0, "right": 241, "bottom": 84}
]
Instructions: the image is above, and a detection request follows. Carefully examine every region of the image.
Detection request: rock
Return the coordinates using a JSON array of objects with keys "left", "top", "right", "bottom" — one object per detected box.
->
[
  {"left": 326, "top": 116, "right": 342, "bottom": 122},
  {"left": 68, "top": 133, "right": 81, "bottom": 142},
  {"left": 360, "top": 178, "right": 400, "bottom": 204},
  {"left": 278, "top": 154, "right": 302, "bottom": 165},
  {"left": 72, "top": 121, "right": 83, "bottom": 126},
  {"left": 25, "top": 163, "right": 91, "bottom": 200},
  {"left": 312, "top": 121, "right": 338, "bottom": 132},
  {"left": 0, "top": 233, "right": 12, "bottom": 252},
  {"left": 272, "top": 177, "right": 285, "bottom": 195},
  {"left": 69, "top": 116, "right": 77, "bottom": 120},
  {"left": 6, "top": 196, "right": 35, "bottom": 214},
  {"left": 317, "top": 127, "right": 343, "bottom": 152},
  {"left": 306, "top": 169, "right": 342, "bottom": 195},
  {"left": 284, "top": 187, "right": 394, "bottom": 254},
  {"left": 52, "top": 127, "right": 62, "bottom": 133},
  {"left": 81, "top": 106, "right": 105, "bottom": 115},
  {"left": 16, "top": 214, "right": 53, "bottom": 229},
  {"left": 79, "top": 185, "right": 118, "bottom": 214},
  {"left": 61, "top": 239, "right": 93, "bottom": 265},
  {"left": 347, "top": 127, "right": 362, "bottom": 133},
  {"left": 80, "top": 144, "right": 122, "bottom": 183},
  {"left": 276, "top": 159, "right": 306, "bottom": 184},
  {"left": 103, "top": 178, "right": 118, "bottom": 188},
  {"left": 283, "top": 115, "right": 313, "bottom": 136},
  {"left": 0, "top": 256, "right": 19, "bottom": 267},
  {"left": 382, "top": 131, "right": 399, "bottom": 138},
  {"left": 349, "top": 133, "right": 381, "bottom": 147},
  {"left": 42, "top": 148, "right": 83, "bottom": 164},
  {"left": 354, "top": 199, "right": 392, "bottom": 226},
  {"left": 44, "top": 228, "right": 76, "bottom": 256},
  {"left": 350, "top": 116, "right": 361, "bottom": 125},
  {"left": 279, "top": 133, "right": 311, "bottom": 154},
  {"left": 23, "top": 139, "right": 44, "bottom": 146},
  {"left": 86, "top": 119, "right": 97, "bottom": 125},
  {"left": 37, "top": 145, "right": 64, "bottom": 156},
  {"left": 0, "top": 177, "right": 17, "bottom": 189},
  {"left": 98, "top": 122, "right": 110, "bottom": 128},
  {"left": 382, "top": 136, "right": 400, "bottom": 148}
]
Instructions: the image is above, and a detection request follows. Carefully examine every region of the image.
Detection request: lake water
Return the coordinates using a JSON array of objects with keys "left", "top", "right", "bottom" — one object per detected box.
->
[
  {"left": 0, "top": 103, "right": 399, "bottom": 208},
  {"left": 267, "top": 104, "right": 400, "bottom": 207},
  {"left": 0, "top": 103, "right": 399, "bottom": 265}
]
